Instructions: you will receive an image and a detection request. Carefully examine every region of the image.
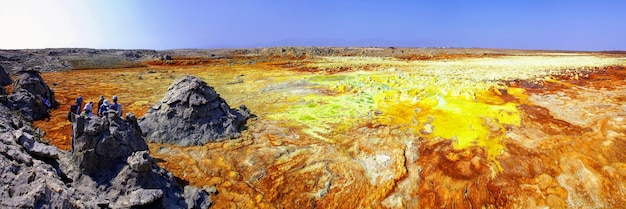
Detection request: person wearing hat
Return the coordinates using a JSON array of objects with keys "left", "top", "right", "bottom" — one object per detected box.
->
[
  {"left": 98, "top": 100, "right": 110, "bottom": 116},
  {"left": 111, "top": 95, "right": 123, "bottom": 116},
  {"left": 97, "top": 95, "right": 105, "bottom": 116}
]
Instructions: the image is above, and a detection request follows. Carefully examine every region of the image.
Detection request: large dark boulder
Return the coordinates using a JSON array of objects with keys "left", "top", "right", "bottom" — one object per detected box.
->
[
  {"left": 6, "top": 88, "right": 50, "bottom": 121},
  {"left": 4, "top": 70, "right": 58, "bottom": 121},
  {"left": 12, "top": 70, "right": 57, "bottom": 106},
  {"left": 139, "top": 75, "right": 251, "bottom": 146}
]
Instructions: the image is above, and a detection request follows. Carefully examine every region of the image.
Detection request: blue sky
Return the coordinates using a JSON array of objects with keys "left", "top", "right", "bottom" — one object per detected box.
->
[{"left": 0, "top": 0, "right": 624, "bottom": 50}]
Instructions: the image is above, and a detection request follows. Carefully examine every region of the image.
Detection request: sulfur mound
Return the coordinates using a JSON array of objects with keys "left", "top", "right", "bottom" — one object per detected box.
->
[{"left": 139, "top": 75, "right": 251, "bottom": 146}]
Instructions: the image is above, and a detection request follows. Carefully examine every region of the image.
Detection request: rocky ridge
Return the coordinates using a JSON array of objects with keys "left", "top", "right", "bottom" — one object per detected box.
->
[
  {"left": 0, "top": 49, "right": 161, "bottom": 74},
  {"left": 139, "top": 75, "right": 251, "bottom": 146}
]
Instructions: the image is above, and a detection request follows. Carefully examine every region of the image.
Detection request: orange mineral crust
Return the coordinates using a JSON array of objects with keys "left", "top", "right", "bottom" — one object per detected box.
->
[{"left": 34, "top": 52, "right": 626, "bottom": 208}]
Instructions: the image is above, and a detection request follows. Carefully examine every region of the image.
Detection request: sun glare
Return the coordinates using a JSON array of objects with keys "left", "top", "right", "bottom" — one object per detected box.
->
[{"left": 0, "top": 0, "right": 100, "bottom": 49}]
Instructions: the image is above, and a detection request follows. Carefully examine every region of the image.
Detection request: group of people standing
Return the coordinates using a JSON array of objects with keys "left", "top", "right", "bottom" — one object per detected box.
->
[
  {"left": 67, "top": 95, "right": 122, "bottom": 153},
  {"left": 67, "top": 95, "right": 123, "bottom": 121}
]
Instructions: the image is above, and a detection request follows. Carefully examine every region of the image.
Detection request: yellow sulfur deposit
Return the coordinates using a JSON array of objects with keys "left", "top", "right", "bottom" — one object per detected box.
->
[
  {"left": 374, "top": 88, "right": 521, "bottom": 171},
  {"left": 271, "top": 68, "right": 525, "bottom": 171}
]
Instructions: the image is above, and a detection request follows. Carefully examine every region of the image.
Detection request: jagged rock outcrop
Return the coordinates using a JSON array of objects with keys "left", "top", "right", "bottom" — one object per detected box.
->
[
  {"left": 3, "top": 70, "right": 57, "bottom": 121},
  {"left": 68, "top": 110, "right": 214, "bottom": 208},
  {"left": 0, "top": 103, "right": 74, "bottom": 208},
  {"left": 6, "top": 89, "right": 51, "bottom": 121},
  {"left": 139, "top": 75, "right": 251, "bottom": 146},
  {"left": 0, "top": 102, "right": 213, "bottom": 208},
  {"left": 11, "top": 70, "right": 57, "bottom": 104},
  {"left": 71, "top": 111, "right": 149, "bottom": 176}
]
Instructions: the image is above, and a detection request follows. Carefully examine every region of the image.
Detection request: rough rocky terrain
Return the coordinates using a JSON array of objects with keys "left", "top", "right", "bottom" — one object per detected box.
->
[
  {"left": 0, "top": 48, "right": 163, "bottom": 74},
  {"left": 0, "top": 70, "right": 213, "bottom": 208},
  {"left": 139, "top": 75, "right": 251, "bottom": 146}
]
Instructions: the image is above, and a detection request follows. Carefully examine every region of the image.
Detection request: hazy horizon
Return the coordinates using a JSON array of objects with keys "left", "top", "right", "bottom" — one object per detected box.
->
[{"left": 1, "top": 0, "right": 625, "bottom": 51}]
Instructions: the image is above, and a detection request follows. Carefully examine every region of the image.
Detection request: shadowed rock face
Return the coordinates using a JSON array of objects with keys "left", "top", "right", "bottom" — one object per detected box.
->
[
  {"left": 0, "top": 65, "right": 10, "bottom": 96},
  {"left": 6, "top": 88, "right": 51, "bottom": 121},
  {"left": 139, "top": 75, "right": 251, "bottom": 146},
  {"left": 0, "top": 65, "right": 11, "bottom": 86},
  {"left": 12, "top": 70, "right": 56, "bottom": 101},
  {"left": 4, "top": 70, "right": 57, "bottom": 120}
]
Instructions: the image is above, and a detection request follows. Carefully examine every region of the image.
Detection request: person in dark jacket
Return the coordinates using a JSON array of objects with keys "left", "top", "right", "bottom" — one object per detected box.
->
[
  {"left": 75, "top": 96, "right": 83, "bottom": 114},
  {"left": 110, "top": 95, "right": 123, "bottom": 116},
  {"left": 97, "top": 95, "right": 104, "bottom": 116}
]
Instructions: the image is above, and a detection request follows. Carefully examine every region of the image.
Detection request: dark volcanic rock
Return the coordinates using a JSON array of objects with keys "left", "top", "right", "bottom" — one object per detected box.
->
[
  {"left": 0, "top": 65, "right": 12, "bottom": 86},
  {"left": 0, "top": 104, "right": 74, "bottom": 208},
  {"left": 4, "top": 70, "right": 58, "bottom": 120},
  {"left": 0, "top": 102, "right": 213, "bottom": 208},
  {"left": 6, "top": 88, "right": 51, "bottom": 121},
  {"left": 139, "top": 75, "right": 251, "bottom": 146},
  {"left": 0, "top": 65, "right": 11, "bottom": 95},
  {"left": 161, "top": 54, "right": 173, "bottom": 60},
  {"left": 69, "top": 111, "right": 213, "bottom": 208},
  {"left": 72, "top": 111, "right": 149, "bottom": 176},
  {"left": 12, "top": 70, "right": 56, "bottom": 103}
]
